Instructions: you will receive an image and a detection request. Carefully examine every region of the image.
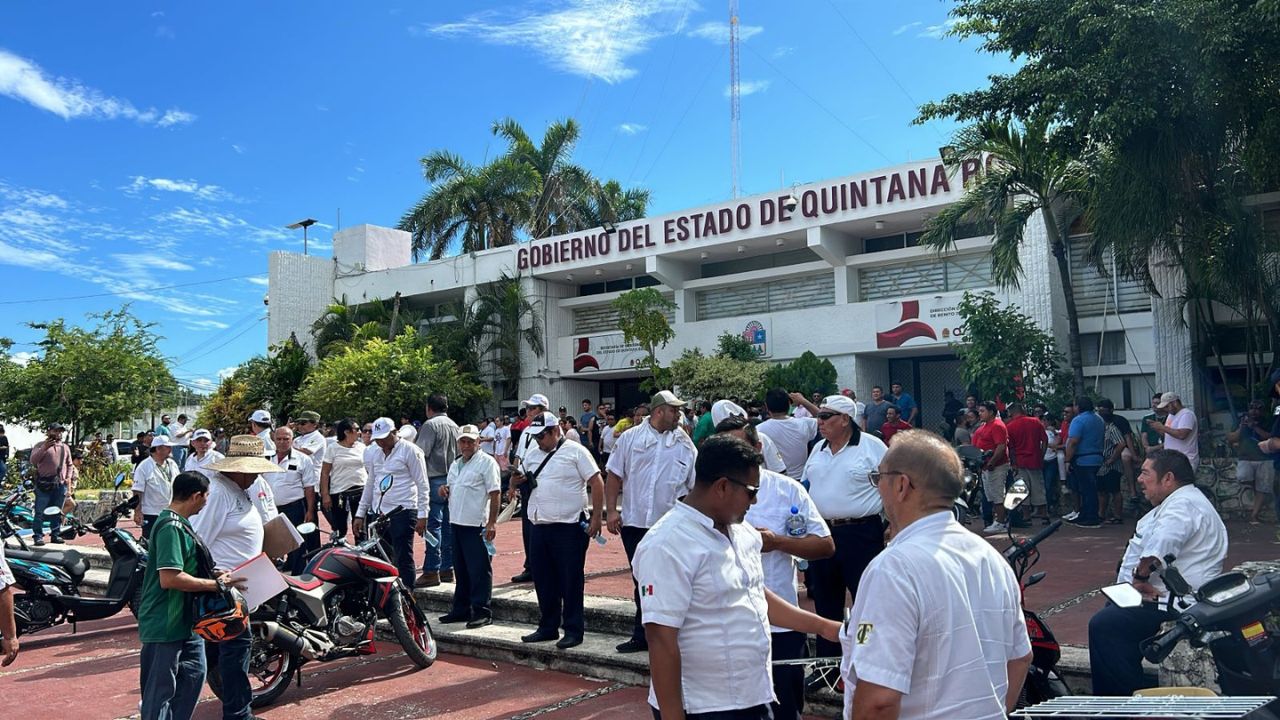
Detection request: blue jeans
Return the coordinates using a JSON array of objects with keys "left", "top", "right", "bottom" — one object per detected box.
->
[
  {"left": 33, "top": 482, "right": 67, "bottom": 541},
  {"left": 1043, "top": 458, "right": 1060, "bottom": 512},
  {"left": 205, "top": 624, "right": 253, "bottom": 720},
  {"left": 1071, "top": 464, "right": 1101, "bottom": 524},
  {"left": 422, "top": 475, "right": 453, "bottom": 573},
  {"left": 140, "top": 637, "right": 205, "bottom": 720}
]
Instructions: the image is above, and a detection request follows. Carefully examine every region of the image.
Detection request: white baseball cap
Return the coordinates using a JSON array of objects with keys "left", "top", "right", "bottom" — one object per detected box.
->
[
  {"left": 458, "top": 424, "right": 481, "bottom": 441},
  {"left": 523, "top": 393, "right": 550, "bottom": 409},
  {"left": 711, "top": 400, "right": 747, "bottom": 426},
  {"left": 150, "top": 435, "right": 173, "bottom": 448},
  {"left": 369, "top": 417, "right": 396, "bottom": 440},
  {"left": 249, "top": 409, "right": 272, "bottom": 425},
  {"left": 192, "top": 429, "right": 213, "bottom": 441},
  {"left": 821, "top": 395, "right": 859, "bottom": 417},
  {"left": 524, "top": 411, "right": 559, "bottom": 436},
  {"left": 1156, "top": 392, "right": 1180, "bottom": 410}
]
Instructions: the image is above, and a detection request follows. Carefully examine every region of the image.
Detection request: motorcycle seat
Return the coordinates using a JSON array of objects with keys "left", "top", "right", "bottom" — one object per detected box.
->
[
  {"left": 6, "top": 546, "right": 89, "bottom": 583},
  {"left": 284, "top": 573, "right": 325, "bottom": 591}
]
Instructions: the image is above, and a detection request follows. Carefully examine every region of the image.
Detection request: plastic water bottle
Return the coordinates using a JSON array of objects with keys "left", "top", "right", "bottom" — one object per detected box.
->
[
  {"left": 786, "top": 506, "right": 807, "bottom": 537},
  {"left": 483, "top": 538, "right": 497, "bottom": 556},
  {"left": 580, "top": 520, "right": 607, "bottom": 546},
  {"left": 422, "top": 528, "right": 439, "bottom": 547}
]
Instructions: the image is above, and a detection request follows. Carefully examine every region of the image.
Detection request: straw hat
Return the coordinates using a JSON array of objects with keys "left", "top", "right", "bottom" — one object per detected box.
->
[{"left": 207, "top": 435, "right": 281, "bottom": 474}]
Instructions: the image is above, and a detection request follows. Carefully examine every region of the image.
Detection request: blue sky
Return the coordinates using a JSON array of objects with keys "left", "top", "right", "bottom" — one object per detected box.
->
[{"left": 0, "top": 1, "right": 1011, "bottom": 394}]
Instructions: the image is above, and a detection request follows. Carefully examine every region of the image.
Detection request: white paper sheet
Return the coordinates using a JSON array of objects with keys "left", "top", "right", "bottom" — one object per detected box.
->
[{"left": 228, "top": 552, "right": 288, "bottom": 610}]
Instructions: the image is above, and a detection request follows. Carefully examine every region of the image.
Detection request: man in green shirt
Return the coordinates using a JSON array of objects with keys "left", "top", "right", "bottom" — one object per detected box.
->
[
  {"left": 1140, "top": 392, "right": 1165, "bottom": 454},
  {"left": 692, "top": 400, "right": 716, "bottom": 447},
  {"left": 138, "top": 471, "right": 234, "bottom": 720}
]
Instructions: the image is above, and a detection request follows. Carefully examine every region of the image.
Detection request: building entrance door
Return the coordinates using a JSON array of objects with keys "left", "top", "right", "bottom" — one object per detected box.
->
[
  {"left": 596, "top": 377, "right": 649, "bottom": 415},
  {"left": 887, "top": 356, "right": 968, "bottom": 433}
]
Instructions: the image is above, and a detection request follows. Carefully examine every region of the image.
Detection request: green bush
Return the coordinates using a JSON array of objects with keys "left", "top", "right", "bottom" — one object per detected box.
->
[{"left": 77, "top": 460, "right": 133, "bottom": 492}]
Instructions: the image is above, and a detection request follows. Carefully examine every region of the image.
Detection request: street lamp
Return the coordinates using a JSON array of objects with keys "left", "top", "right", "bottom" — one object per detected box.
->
[{"left": 286, "top": 218, "right": 318, "bottom": 255}]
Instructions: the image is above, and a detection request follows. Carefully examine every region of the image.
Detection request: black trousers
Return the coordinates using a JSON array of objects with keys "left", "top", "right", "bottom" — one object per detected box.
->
[
  {"left": 450, "top": 524, "right": 492, "bottom": 619},
  {"left": 652, "top": 704, "right": 772, "bottom": 720},
  {"left": 805, "top": 519, "right": 884, "bottom": 659},
  {"left": 621, "top": 525, "right": 649, "bottom": 643},
  {"left": 771, "top": 631, "right": 807, "bottom": 720},
  {"left": 324, "top": 488, "right": 363, "bottom": 542},
  {"left": 528, "top": 521, "right": 589, "bottom": 638},
  {"left": 1089, "top": 601, "right": 1173, "bottom": 695},
  {"left": 519, "top": 482, "right": 533, "bottom": 572},
  {"left": 276, "top": 500, "right": 309, "bottom": 574}
]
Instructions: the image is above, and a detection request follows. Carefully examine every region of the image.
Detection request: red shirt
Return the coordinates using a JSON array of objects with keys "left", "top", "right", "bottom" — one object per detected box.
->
[
  {"left": 880, "top": 420, "right": 913, "bottom": 444},
  {"left": 971, "top": 417, "right": 1009, "bottom": 464},
  {"left": 1006, "top": 415, "right": 1048, "bottom": 469}
]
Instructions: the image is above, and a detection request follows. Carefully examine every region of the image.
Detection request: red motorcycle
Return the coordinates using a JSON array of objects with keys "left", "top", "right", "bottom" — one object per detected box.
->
[
  {"left": 1002, "top": 517, "right": 1070, "bottom": 705},
  {"left": 209, "top": 506, "right": 437, "bottom": 708}
]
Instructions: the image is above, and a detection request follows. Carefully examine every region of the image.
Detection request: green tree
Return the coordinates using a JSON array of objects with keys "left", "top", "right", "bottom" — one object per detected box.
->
[
  {"left": 196, "top": 376, "right": 253, "bottom": 435},
  {"left": 296, "top": 328, "right": 490, "bottom": 422},
  {"left": 612, "top": 288, "right": 677, "bottom": 393},
  {"left": 0, "top": 307, "right": 173, "bottom": 443},
  {"left": 953, "top": 291, "right": 1073, "bottom": 411},
  {"left": 715, "top": 331, "right": 759, "bottom": 362},
  {"left": 472, "top": 273, "right": 544, "bottom": 402},
  {"left": 920, "top": 117, "right": 1088, "bottom": 396},
  {"left": 670, "top": 349, "right": 767, "bottom": 402},
  {"left": 311, "top": 296, "right": 426, "bottom": 359},
  {"left": 763, "top": 351, "right": 837, "bottom": 398}
]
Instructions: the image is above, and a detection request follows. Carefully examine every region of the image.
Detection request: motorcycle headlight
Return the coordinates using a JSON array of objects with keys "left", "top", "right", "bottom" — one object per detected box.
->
[{"left": 1202, "top": 575, "right": 1251, "bottom": 604}]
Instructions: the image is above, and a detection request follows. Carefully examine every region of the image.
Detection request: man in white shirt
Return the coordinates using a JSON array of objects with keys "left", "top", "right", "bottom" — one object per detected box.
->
[
  {"left": 634, "top": 434, "right": 841, "bottom": 720},
  {"left": 170, "top": 413, "right": 194, "bottom": 468},
  {"left": 133, "top": 435, "right": 180, "bottom": 540},
  {"left": 723, "top": 417, "right": 834, "bottom": 720},
  {"left": 510, "top": 393, "right": 551, "bottom": 584},
  {"left": 249, "top": 409, "right": 273, "bottom": 449},
  {"left": 397, "top": 415, "right": 419, "bottom": 443},
  {"left": 183, "top": 429, "right": 225, "bottom": 479},
  {"left": 264, "top": 426, "right": 319, "bottom": 574},
  {"left": 841, "top": 430, "right": 1031, "bottom": 720},
  {"left": 196, "top": 435, "right": 281, "bottom": 720},
  {"left": 1146, "top": 392, "right": 1199, "bottom": 468},
  {"left": 478, "top": 418, "right": 497, "bottom": 456},
  {"left": 293, "top": 410, "right": 327, "bottom": 465},
  {"left": 801, "top": 395, "right": 889, "bottom": 681},
  {"left": 758, "top": 388, "right": 820, "bottom": 481},
  {"left": 711, "top": 399, "right": 787, "bottom": 475},
  {"left": 491, "top": 416, "right": 511, "bottom": 471},
  {"left": 354, "top": 417, "right": 430, "bottom": 586},
  {"left": 509, "top": 411, "right": 604, "bottom": 649},
  {"left": 605, "top": 390, "right": 698, "bottom": 654},
  {"left": 437, "top": 425, "right": 501, "bottom": 629},
  {"left": 1088, "top": 448, "right": 1228, "bottom": 696}
]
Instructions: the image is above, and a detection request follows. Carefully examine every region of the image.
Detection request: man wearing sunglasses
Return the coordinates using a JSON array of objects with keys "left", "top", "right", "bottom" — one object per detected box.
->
[
  {"left": 634, "top": 435, "right": 841, "bottom": 720},
  {"left": 841, "top": 430, "right": 1031, "bottom": 720}
]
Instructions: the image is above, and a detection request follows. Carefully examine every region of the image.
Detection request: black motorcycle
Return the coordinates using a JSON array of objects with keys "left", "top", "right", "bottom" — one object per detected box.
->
[
  {"left": 1, "top": 494, "right": 147, "bottom": 635},
  {"left": 955, "top": 445, "right": 989, "bottom": 523},
  {"left": 208, "top": 506, "right": 437, "bottom": 708}
]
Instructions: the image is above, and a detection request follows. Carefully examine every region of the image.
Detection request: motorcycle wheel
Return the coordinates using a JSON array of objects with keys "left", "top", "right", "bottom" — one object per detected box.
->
[
  {"left": 388, "top": 588, "right": 437, "bottom": 668},
  {"left": 207, "top": 637, "right": 298, "bottom": 709}
]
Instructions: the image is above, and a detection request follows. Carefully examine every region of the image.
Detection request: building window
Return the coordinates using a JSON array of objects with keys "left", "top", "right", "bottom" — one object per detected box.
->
[
  {"left": 1068, "top": 235, "right": 1151, "bottom": 316},
  {"left": 694, "top": 272, "right": 834, "bottom": 321},
  {"left": 699, "top": 248, "right": 821, "bottom": 279},
  {"left": 573, "top": 296, "right": 675, "bottom": 334},
  {"left": 858, "top": 254, "right": 993, "bottom": 301},
  {"left": 1081, "top": 331, "right": 1127, "bottom": 366},
  {"left": 577, "top": 275, "right": 662, "bottom": 297},
  {"left": 1086, "top": 374, "right": 1157, "bottom": 411}
]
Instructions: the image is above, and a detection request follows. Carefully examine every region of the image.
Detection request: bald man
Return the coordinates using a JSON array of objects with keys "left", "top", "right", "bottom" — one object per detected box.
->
[{"left": 840, "top": 431, "right": 1032, "bottom": 720}]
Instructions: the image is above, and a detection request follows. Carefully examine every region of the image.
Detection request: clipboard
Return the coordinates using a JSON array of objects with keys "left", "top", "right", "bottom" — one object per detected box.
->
[
  {"left": 262, "top": 513, "right": 304, "bottom": 560},
  {"left": 229, "top": 553, "right": 288, "bottom": 610}
]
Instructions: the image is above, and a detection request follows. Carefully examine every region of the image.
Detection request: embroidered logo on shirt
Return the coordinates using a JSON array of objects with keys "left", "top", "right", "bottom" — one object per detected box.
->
[
  {"left": 641, "top": 584, "right": 655, "bottom": 596},
  {"left": 856, "top": 622, "right": 873, "bottom": 644}
]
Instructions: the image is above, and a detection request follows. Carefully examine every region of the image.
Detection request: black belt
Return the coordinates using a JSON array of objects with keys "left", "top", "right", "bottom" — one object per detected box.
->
[{"left": 825, "top": 515, "right": 881, "bottom": 527}]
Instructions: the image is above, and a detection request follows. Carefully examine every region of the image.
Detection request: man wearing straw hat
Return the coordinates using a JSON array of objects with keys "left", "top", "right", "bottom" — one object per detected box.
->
[{"left": 193, "top": 435, "right": 281, "bottom": 720}]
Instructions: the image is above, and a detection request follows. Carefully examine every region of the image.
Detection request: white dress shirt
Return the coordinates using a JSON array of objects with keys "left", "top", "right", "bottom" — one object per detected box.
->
[
  {"left": 743, "top": 468, "right": 830, "bottom": 631},
  {"left": 601, "top": 424, "right": 617, "bottom": 454},
  {"left": 524, "top": 439, "right": 600, "bottom": 524},
  {"left": 170, "top": 421, "right": 192, "bottom": 447},
  {"left": 190, "top": 472, "right": 279, "bottom": 571},
  {"left": 633, "top": 501, "right": 774, "bottom": 714},
  {"left": 294, "top": 430, "right": 327, "bottom": 464},
  {"left": 324, "top": 440, "right": 368, "bottom": 494},
  {"left": 183, "top": 450, "right": 225, "bottom": 479},
  {"left": 758, "top": 417, "right": 819, "bottom": 480},
  {"left": 263, "top": 450, "right": 318, "bottom": 506},
  {"left": 358, "top": 438, "right": 430, "bottom": 518},
  {"left": 801, "top": 434, "right": 887, "bottom": 520},
  {"left": 1117, "top": 483, "right": 1228, "bottom": 605},
  {"left": 606, "top": 419, "right": 697, "bottom": 529},
  {"left": 133, "top": 456, "right": 180, "bottom": 515},
  {"left": 840, "top": 511, "right": 1031, "bottom": 720},
  {"left": 256, "top": 428, "right": 273, "bottom": 449},
  {"left": 446, "top": 452, "right": 501, "bottom": 527}
]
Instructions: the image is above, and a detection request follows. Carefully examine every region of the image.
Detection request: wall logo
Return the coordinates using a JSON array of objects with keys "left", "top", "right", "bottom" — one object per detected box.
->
[
  {"left": 572, "top": 333, "right": 646, "bottom": 374},
  {"left": 874, "top": 297, "right": 964, "bottom": 349},
  {"left": 742, "top": 320, "right": 768, "bottom": 357}
]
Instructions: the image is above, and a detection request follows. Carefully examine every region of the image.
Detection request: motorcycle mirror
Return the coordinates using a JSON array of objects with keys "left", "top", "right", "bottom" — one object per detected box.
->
[
  {"left": 43, "top": 506, "right": 63, "bottom": 516},
  {"left": 378, "top": 474, "right": 393, "bottom": 493},
  {"left": 114, "top": 471, "right": 126, "bottom": 489},
  {"left": 1003, "top": 479, "right": 1029, "bottom": 511},
  {"left": 1102, "top": 583, "right": 1144, "bottom": 608},
  {"left": 60, "top": 527, "right": 78, "bottom": 540},
  {"left": 295, "top": 522, "right": 318, "bottom": 535}
]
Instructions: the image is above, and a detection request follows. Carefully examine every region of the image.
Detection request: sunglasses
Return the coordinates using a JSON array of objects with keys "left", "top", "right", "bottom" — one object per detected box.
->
[
  {"left": 816, "top": 412, "right": 839, "bottom": 421},
  {"left": 723, "top": 476, "right": 760, "bottom": 499},
  {"left": 868, "top": 470, "right": 908, "bottom": 488}
]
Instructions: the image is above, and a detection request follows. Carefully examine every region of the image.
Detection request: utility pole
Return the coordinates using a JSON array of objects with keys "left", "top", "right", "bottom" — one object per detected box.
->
[
  {"left": 729, "top": 0, "right": 741, "bottom": 198},
  {"left": 388, "top": 292, "right": 402, "bottom": 341}
]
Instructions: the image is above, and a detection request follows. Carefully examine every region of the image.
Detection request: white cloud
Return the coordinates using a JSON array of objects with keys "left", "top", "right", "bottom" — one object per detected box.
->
[
  {"left": 111, "top": 252, "right": 195, "bottom": 273},
  {"left": 0, "top": 48, "right": 196, "bottom": 126},
  {"left": 421, "top": 0, "right": 697, "bottom": 83},
  {"left": 217, "top": 366, "right": 238, "bottom": 379},
  {"left": 231, "top": 144, "right": 245, "bottom": 154},
  {"left": 617, "top": 122, "right": 647, "bottom": 135},
  {"left": 771, "top": 46, "right": 794, "bottom": 59},
  {"left": 918, "top": 19, "right": 960, "bottom": 39},
  {"left": 185, "top": 320, "right": 230, "bottom": 331},
  {"left": 11, "top": 351, "right": 37, "bottom": 366},
  {"left": 725, "top": 79, "right": 771, "bottom": 98},
  {"left": 893, "top": 21, "right": 922, "bottom": 36},
  {"left": 246, "top": 276, "right": 270, "bottom": 286},
  {"left": 687, "top": 21, "right": 763, "bottom": 45},
  {"left": 124, "top": 176, "right": 232, "bottom": 201}
]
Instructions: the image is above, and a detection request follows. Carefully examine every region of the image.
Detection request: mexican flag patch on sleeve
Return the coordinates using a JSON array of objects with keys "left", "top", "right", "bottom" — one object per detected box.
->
[{"left": 641, "top": 584, "right": 655, "bottom": 596}]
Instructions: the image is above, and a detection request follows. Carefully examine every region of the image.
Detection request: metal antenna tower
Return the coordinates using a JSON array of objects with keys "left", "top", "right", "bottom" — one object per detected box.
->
[{"left": 729, "top": 0, "right": 741, "bottom": 198}]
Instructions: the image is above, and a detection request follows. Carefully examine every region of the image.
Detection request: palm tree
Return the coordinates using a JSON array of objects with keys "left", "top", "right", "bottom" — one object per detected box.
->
[
  {"left": 575, "top": 179, "right": 651, "bottom": 229},
  {"left": 491, "top": 117, "right": 595, "bottom": 239},
  {"left": 310, "top": 296, "right": 423, "bottom": 358},
  {"left": 920, "top": 116, "right": 1089, "bottom": 396},
  {"left": 472, "top": 273, "right": 544, "bottom": 401}
]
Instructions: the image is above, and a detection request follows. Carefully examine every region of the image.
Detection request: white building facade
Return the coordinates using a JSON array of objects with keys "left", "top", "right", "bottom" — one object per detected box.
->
[{"left": 268, "top": 157, "right": 1188, "bottom": 429}]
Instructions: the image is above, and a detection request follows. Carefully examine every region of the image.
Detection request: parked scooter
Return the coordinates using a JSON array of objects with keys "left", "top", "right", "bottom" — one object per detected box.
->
[
  {"left": 0, "top": 477, "right": 35, "bottom": 530},
  {"left": 0, "top": 478, "right": 147, "bottom": 636}
]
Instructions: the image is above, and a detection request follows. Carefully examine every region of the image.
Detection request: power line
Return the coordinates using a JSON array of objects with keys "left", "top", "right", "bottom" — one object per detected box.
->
[
  {"left": 171, "top": 308, "right": 266, "bottom": 363},
  {"left": 640, "top": 52, "right": 725, "bottom": 184},
  {"left": 170, "top": 316, "right": 266, "bottom": 370},
  {"left": 0, "top": 273, "right": 268, "bottom": 306}
]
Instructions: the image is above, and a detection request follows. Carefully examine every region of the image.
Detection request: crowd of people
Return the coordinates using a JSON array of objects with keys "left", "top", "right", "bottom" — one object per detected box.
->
[{"left": 0, "top": 374, "right": 1265, "bottom": 720}]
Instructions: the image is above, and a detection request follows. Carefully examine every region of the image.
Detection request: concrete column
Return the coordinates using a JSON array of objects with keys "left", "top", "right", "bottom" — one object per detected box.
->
[{"left": 1149, "top": 249, "right": 1197, "bottom": 405}]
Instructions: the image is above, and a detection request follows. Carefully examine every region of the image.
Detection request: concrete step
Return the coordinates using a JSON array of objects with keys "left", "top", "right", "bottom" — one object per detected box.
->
[{"left": 415, "top": 583, "right": 637, "bottom": 637}]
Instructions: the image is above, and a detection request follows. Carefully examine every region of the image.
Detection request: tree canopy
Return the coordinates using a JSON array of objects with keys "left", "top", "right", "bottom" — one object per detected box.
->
[
  {"left": 763, "top": 351, "right": 838, "bottom": 398},
  {"left": 953, "top": 291, "right": 1072, "bottom": 411},
  {"left": 612, "top": 288, "right": 677, "bottom": 392}
]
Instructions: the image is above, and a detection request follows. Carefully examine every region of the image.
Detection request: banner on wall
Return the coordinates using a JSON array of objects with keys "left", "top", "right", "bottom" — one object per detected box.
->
[
  {"left": 874, "top": 297, "right": 964, "bottom": 349},
  {"left": 572, "top": 333, "right": 646, "bottom": 374}
]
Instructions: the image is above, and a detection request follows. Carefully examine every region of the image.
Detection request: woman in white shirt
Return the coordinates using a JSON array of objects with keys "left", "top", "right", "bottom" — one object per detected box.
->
[
  {"left": 321, "top": 418, "right": 369, "bottom": 541},
  {"left": 1042, "top": 413, "right": 1063, "bottom": 518}
]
